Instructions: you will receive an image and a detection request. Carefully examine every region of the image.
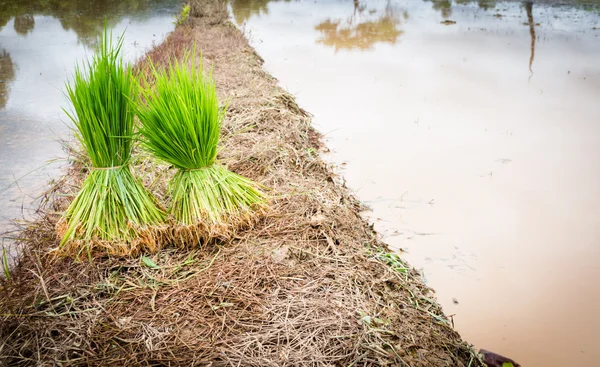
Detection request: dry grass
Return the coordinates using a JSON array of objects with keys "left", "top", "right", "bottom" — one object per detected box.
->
[{"left": 0, "top": 1, "right": 483, "bottom": 366}]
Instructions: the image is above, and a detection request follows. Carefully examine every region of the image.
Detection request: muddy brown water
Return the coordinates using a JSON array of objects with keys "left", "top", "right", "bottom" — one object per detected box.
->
[
  {"left": 230, "top": 0, "right": 600, "bottom": 366},
  {"left": 0, "top": 0, "right": 181, "bottom": 256}
]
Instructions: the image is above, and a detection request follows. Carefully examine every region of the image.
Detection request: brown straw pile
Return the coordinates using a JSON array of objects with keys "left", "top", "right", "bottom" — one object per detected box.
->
[{"left": 0, "top": 1, "right": 483, "bottom": 366}]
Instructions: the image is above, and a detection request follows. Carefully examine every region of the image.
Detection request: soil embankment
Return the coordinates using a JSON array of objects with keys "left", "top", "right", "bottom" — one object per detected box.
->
[{"left": 0, "top": 1, "right": 482, "bottom": 365}]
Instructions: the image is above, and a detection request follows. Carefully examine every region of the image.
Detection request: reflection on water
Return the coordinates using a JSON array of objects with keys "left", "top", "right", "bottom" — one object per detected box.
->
[
  {"left": 426, "top": 0, "right": 528, "bottom": 19},
  {"left": 315, "top": 1, "right": 406, "bottom": 51},
  {"left": 427, "top": 0, "right": 453, "bottom": 18},
  {"left": 425, "top": 0, "right": 501, "bottom": 18},
  {"left": 526, "top": 2, "right": 536, "bottom": 72},
  {"left": 231, "top": 0, "right": 600, "bottom": 365},
  {"left": 0, "top": 50, "right": 15, "bottom": 109},
  {"left": 425, "top": 0, "right": 600, "bottom": 19},
  {"left": 229, "top": 0, "right": 292, "bottom": 24},
  {"left": 0, "top": 0, "right": 179, "bottom": 46},
  {"left": 13, "top": 14, "right": 35, "bottom": 36},
  {"left": 0, "top": 0, "right": 180, "bottom": 252}
]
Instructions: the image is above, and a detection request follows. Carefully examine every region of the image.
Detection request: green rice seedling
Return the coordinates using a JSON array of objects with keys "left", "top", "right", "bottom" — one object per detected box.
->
[
  {"left": 136, "top": 51, "right": 266, "bottom": 245},
  {"left": 57, "top": 30, "right": 165, "bottom": 258},
  {"left": 2, "top": 247, "right": 10, "bottom": 281}
]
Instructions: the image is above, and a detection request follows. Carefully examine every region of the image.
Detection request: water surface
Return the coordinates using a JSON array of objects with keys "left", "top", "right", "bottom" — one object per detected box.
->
[
  {"left": 230, "top": 0, "right": 600, "bottom": 365},
  {"left": 0, "top": 0, "right": 181, "bottom": 251}
]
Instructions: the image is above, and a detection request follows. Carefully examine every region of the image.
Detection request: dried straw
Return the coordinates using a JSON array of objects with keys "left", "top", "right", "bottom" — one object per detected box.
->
[{"left": 0, "top": 2, "right": 483, "bottom": 366}]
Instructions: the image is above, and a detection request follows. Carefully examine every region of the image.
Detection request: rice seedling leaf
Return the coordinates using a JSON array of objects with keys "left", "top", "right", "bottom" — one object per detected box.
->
[
  {"left": 136, "top": 49, "right": 266, "bottom": 237},
  {"left": 2, "top": 248, "right": 10, "bottom": 281},
  {"left": 142, "top": 256, "right": 160, "bottom": 269},
  {"left": 58, "top": 28, "right": 164, "bottom": 256}
]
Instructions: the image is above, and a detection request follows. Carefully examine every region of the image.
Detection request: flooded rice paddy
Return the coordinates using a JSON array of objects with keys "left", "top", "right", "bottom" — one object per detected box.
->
[
  {"left": 0, "top": 0, "right": 598, "bottom": 365},
  {"left": 230, "top": 0, "right": 600, "bottom": 365},
  {"left": 0, "top": 0, "right": 181, "bottom": 252}
]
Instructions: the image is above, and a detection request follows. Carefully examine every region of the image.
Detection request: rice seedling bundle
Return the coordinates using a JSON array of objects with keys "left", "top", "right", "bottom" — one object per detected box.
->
[
  {"left": 56, "top": 31, "right": 164, "bottom": 257},
  {"left": 136, "top": 51, "right": 266, "bottom": 244}
]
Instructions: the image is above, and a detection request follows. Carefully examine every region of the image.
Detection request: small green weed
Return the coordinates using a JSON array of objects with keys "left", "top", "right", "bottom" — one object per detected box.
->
[
  {"left": 377, "top": 252, "right": 409, "bottom": 273},
  {"left": 175, "top": 5, "right": 190, "bottom": 26},
  {"left": 2, "top": 247, "right": 10, "bottom": 281}
]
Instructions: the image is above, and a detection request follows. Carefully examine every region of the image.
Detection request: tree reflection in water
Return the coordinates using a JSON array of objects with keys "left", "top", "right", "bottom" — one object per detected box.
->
[
  {"left": 315, "top": 0, "right": 407, "bottom": 51},
  {"left": 13, "top": 14, "right": 35, "bottom": 35},
  {"left": 425, "top": 0, "right": 497, "bottom": 19},
  {"left": 0, "top": 0, "right": 179, "bottom": 46},
  {"left": 0, "top": 50, "right": 16, "bottom": 110},
  {"left": 229, "top": 0, "right": 281, "bottom": 25},
  {"left": 428, "top": 0, "right": 453, "bottom": 18}
]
